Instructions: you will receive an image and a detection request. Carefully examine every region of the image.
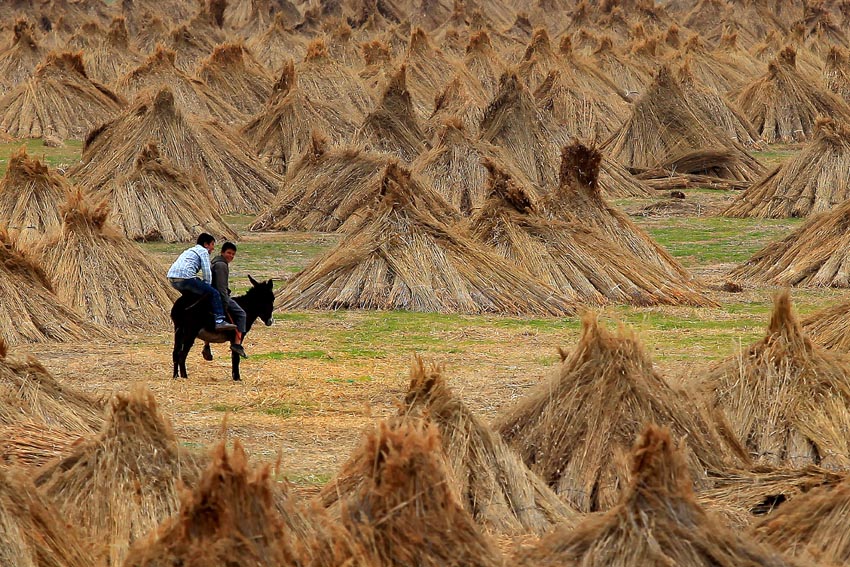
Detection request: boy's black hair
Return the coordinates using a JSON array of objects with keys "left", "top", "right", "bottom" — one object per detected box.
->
[
  {"left": 196, "top": 233, "right": 216, "bottom": 246},
  {"left": 221, "top": 241, "right": 237, "bottom": 253}
]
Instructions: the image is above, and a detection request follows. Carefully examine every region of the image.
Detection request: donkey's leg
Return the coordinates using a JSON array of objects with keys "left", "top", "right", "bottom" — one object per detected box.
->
[
  {"left": 202, "top": 342, "right": 213, "bottom": 361},
  {"left": 172, "top": 329, "right": 183, "bottom": 379},
  {"left": 232, "top": 350, "right": 241, "bottom": 382},
  {"left": 179, "top": 336, "right": 195, "bottom": 379}
]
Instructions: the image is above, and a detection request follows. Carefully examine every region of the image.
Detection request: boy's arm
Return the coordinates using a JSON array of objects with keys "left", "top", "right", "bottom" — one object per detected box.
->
[{"left": 199, "top": 250, "right": 212, "bottom": 285}]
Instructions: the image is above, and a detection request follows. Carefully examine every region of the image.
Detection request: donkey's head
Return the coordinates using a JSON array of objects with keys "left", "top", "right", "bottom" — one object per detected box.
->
[{"left": 246, "top": 275, "right": 275, "bottom": 326}]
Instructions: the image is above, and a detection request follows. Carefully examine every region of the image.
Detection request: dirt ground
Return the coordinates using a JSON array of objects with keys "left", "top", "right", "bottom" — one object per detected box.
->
[{"left": 23, "top": 184, "right": 850, "bottom": 486}]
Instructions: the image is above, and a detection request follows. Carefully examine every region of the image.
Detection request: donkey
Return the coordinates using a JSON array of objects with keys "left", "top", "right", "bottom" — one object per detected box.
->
[{"left": 171, "top": 276, "right": 275, "bottom": 381}]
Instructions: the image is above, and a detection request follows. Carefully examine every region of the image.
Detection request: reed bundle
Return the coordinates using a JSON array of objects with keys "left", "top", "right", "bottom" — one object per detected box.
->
[
  {"left": 426, "top": 76, "right": 485, "bottom": 137},
  {"left": 604, "top": 65, "right": 763, "bottom": 183},
  {"left": 224, "top": 0, "right": 296, "bottom": 37},
  {"left": 730, "top": 197, "right": 850, "bottom": 286},
  {"left": 0, "top": 467, "right": 92, "bottom": 567},
  {"left": 750, "top": 478, "right": 850, "bottom": 565},
  {"left": 397, "top": 358, "right": 577, "bottom": 535},
  {"left": 277, "top": 162, "right": 574, "bottom": 316},
  {"left": 463, "top": 31, "right": 508, "bottom": 101},
  {"left": 32, "top": 190, "right": 176, "bottom": 331},
  {"left": 696, "top": 291, "right": 850, "bottom": 468},
  {"left": 699, "top": 465, "right": 845, "bottom": 529},
  {"left": 71, "top": 87, "right": 279, "bottom": 214},
  {"left": 242, "top": 61, "right": 360, "bottom": 175},
  {"left": 712, "top": 30, "right": 766, "bottom": 76},
  {"left": 130, "top": 13, "right": 171, "bottom": 54},
  {"left": 481, "top": 71, "right": 565, "bottom": 188},
  {"left": 0, "top": 419, "right": 83, "bottom": 467},
  {"left": 676, "top": 59, "right": 761, "bottom": 149},
  {"left": 115, "top": 46, "right": 245, "bottom": 124},
  {"left": 0, "top": 50, "right": 125, "bottom": 140},
  {"left": 824, "top": 46, "right": 850, "bottom": 105},
  {"left": 324, "top": 419, "right": 505, "bottom": 567},
  {"left": 0, "top": 339, "right": 104, "bottom": 431},
  {"left": 0, "top": 146, "right": 70, "bottom": 247},
  {"left": 467, "top": 161, "right": 710, "bottom": 306},
  {"left": 249, "top": 132, "right": 411, "bottom": 232},
  {"left": 516, "top": 28, "right": 563, "bottom": 91},
  {"left": 545, "top": 141, "right": 700, "bottom": 284},
  {"left": 515, "top": 425, "right": 798, "bottom": 567},
  {"left": 79, "top": 17, "right": 143, "bottom": 86},
  {"left": 0, "top": 229, "right": 94, "bottom": 344},
  {"left": 0, "top": 19, "right": 47, "bottom": 94},
  {"left": 412, "top": 119, "right": 535, "bottom": 215},
  {"left": 353, "top": 65, "right": 430, "bottom": 163},
  {"left": 724, "top": 117, "right": 850, "bottom": 218},
  {"left": 734, "top": 46, "right": 850, "bottom": 143},
  {"left": 802, "top": 300, "right": 850, "bottom": 354},
  {"left": 495, "top": 314, "right": 744, "bottom": 512},
  {"left": 246, "top": 13, "right": 307, "bottom": 71},
  {"left": 166, "top": 23, "right": 219, "bottom": 73},
  {"left": 297, "top": 38, "right": 374, "bottom": 120},
  {"left": 586, "top": 35, "right": 651, "bottom": 99},
  {"left": 667, "top": 34, "right": 753, "bottom": 93},
  {"left": 95, "top": 142, "right": 237, "bottom": 242},
  {"left": 123, "top": 439, "right": 318, "bottom": 567},
  {"left": 36, "top": 387, "right": 205, "bottom": 567},
  {"left": 196, "top": 42, "right": 273, "bottom": 117}
]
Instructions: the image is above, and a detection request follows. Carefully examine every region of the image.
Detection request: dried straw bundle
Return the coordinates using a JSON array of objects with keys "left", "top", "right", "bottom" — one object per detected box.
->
[
  {"left": 94, "top": 142, "right": 237, "bottom": 242},
  {"left": 123, "top": 439, "right": 315, "bottom": 567},
  {"left": 166, "top": 23, "right": 219, "bottom": 73},
  {"left": 467, "top": 162, "right": 711, "bottom": 307},
  {"left": 36, "top": 387, "right": 204, "bottom": 567},
  {"left": 604, "top": 65, "right": 763, "bottom": 182},
  {"left": 516, "top": 28, "right": 563, "bottom": 91},
  {"left": 242, "top": 61, "right": 360, "bottom": 175},
  {"left": 297, "top": 38, "right": 374, "bottom": 120},
  {"left": 353, "top": 65, "right": 430, "bottom": 163},
  {"left": 249, "top": 133, "right": 402, "bottom": 232},
  {"left": 79, "top": 17, "right": 144, "bottom": 86},
  {"left": 326, "top": 420, "right": 505, "bottom": 567},
  {"left": 724, "top": 117, "right": 850, "bottom": 218},
  {"left": 0, "top": 418, "right": 83, "bottom": 468},
  {"left": 481, "top": 72, "right": 565, "bottom": 188},
  {"left": 696, "top": 291, "right": 850, "bottom": 468},
  {"left": 730, "top": 197, "right": 850, "bottom": 286},
  {"left": 196, "top": 42, "right": 274, "bottom": 117},
  {"left": 683, "top": 0, "right": 737, "bottom": 39},
  {"left": 587, "top": 34, "right": 651, "bottom": 99},
  {"left": 0, "top": 146, "right": 71, "bottom": 247},
  {"left": 224, "top": 0, "right": 298, "bottom": 37},
  {"left": 545, "top": 141, "right": 698, "bottom": 283},
  {"left": 115, "top": 46, "right": 245, "bottom": 124},
  {"left": 666, "top": 34, "right": 753, "bottom": 93},
  {"left": 246, "top": 12, "right": 307, "bottom": 71},
  {"left": 398, "top": 358, "right": 577, "bottom": 535},
  {"left": 463, "top": 31, "right": 508, "bottom": 101},
  {"left": 71, "top": 87, "right": 278, "bottom": 214},
  {"left": 128, "top": 12, "right": 171, "bottom": 54},
  {"left": 0, "top": 467, "right": 92, "bottom": 567},
  {"left": 412, "top": 119, "right": 534, "bottom": 215},
  {"left": 495, "top": 314, "right": 743, "bottom": 512},
  {"left": 515, "top": 425, "right": 799, "bottom": 567},
  {"left": 712, "top": 30, "right": 766, "bottom": 77},
  {"left": 0, "top": 51, "right": 124, "bottom": 140},
  {"left": 277, "top": 163, "right": 575, "bottom": 315},
  {"left": 32, "top": 191, "right": 176, "bottom": 331},
  {"left": 426, "top": 76, "right": 485, "bottom": 137},
  {"left": 676, "top": 60, "right": 761, "bottom": 149},
  {"left": 0, "top": 229, "right": 93, "bottom": 344},
  {"left": 802, "top": 300, "right": 850, "bottom": 354},
  {"left": 824, "top": 46, "right": 850, "bottom": 105},
  {"left": 750, "top": 478, "right": 850, "bottom": 565},
  {"left": 0, "top": 339, "right": 103, "bottom": 431},
  {"left": 734, "top": 46, "right": 850, "bottom": 143},
  {"left": 535, "top": 67, "right": 630, "bottom": 140},
  {"left": 0, "top": 19, "right": 47, "bottom": 94}
]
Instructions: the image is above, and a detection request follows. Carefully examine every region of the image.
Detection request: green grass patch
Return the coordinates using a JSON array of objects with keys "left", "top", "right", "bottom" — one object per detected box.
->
[
  {"left": 209, "top": 403, "right": 242, "bottom": 413},
  {"left": 282, "top": 472, "right": 333, "bottom": 485},
  {"left": 254, "top": 349, "right": 332, "bottom": 360},
  {"left": 260, "top": 400, "right": 316, "bottom": 417},
  {"left": 327, "top": 375, "right": 373, "bottom": 384},
  {"left": 0, "top": 139, "right": 83, "bottom": 177}
]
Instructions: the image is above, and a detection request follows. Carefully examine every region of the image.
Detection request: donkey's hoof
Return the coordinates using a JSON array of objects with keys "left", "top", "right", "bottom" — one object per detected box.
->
[
  {"left": 202, "top": 350, "right": 213, "bottom": 361},
  {"left": 232, "top": 377, "right": 242, "bottom": 382}
]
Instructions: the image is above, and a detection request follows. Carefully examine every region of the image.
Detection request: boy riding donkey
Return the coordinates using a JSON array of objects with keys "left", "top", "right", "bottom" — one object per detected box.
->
[{"left": 167, "top": 233, "right": 247, "bottom": 358}]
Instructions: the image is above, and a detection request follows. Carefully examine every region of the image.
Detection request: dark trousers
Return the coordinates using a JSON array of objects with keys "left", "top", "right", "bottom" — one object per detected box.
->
[
  {"left": 170, "top": 278, "right": 225, "bottom": 321},
  {"left": 224, "top": 297, "right": 247, "bottom": 334}
]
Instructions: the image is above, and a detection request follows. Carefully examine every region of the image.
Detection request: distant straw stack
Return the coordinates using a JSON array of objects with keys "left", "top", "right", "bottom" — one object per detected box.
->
[
  {"left": 36, "top": 388, "right": 204, "bottom": 567},
  {"left": 515, "top": 425, "right": 799, "bottom": 567},
  {"left": 696, "top": 291, "right": 850, "bottom": 468},
  {"left": 802, "top": 300, "right": 850, "bottom": 354},
  {"left": 724, "top": 117, "right": 850, "bottom": 218},
  {"left": 824, "top": 46, "right": 850, "bottom": 105},
  {"left": 495, "top": 314, "right": 746, "bottom": 512},
  {"left": 0, "top": 19, "right": 48, "bottom": 93},
  {"left": 32, "top": 190, "right": 176, "bottom": 331},
  {"left": 196, "top": 42, "right": 273, "bottom": 117},
  {"left": 94, "top": 142, "right": 237, "bottom": 242},
  {"left": 326, "top": 420, "right": 506, "bottom": 567}
]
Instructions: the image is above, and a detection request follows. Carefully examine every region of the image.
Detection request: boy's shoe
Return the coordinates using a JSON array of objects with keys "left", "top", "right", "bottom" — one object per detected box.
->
[
  {"left": 215, "top": 320, "right": 237, "bottom": 331},
  {"left": 230, "top": 344, "right": 248, "bottom": 359}
]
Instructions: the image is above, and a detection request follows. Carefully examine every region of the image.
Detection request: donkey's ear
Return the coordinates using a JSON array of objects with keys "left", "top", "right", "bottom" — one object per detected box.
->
[
  {"left": 248, "top": 274, "right": 260, "bottom": 287},
  {"left": 266, "top": 278, "right": 274, "bottom": 288}
]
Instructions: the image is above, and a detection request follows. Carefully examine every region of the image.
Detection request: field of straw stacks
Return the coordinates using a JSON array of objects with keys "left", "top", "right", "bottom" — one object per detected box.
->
[{"left": 6, "top": 0, "right": 850, "bottom": 565}]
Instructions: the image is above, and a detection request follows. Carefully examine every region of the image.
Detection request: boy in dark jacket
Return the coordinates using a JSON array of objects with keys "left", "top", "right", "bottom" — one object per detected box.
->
[{"left": 211, "top": 242, "right": 248, "bottom": 358}]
